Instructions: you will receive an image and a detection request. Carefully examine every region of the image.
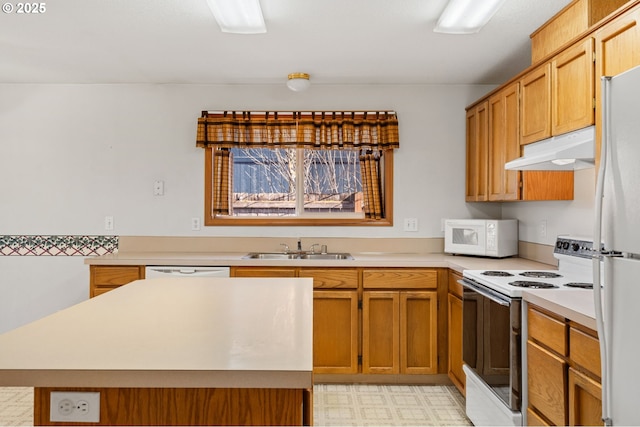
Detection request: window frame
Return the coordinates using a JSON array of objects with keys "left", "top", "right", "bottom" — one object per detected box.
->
[{"left": 203, "top": 146, "right": 394, "bottom": 226}]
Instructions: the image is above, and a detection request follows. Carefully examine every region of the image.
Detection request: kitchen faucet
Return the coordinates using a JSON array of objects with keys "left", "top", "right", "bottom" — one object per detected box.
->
[{"left": 297, "top": 238, "right": 302, "bottom": 252}]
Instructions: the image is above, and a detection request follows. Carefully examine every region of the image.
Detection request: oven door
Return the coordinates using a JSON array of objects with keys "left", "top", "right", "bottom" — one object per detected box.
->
[{"left": 461, "top": 279, "right": 521, "bottom": 412}]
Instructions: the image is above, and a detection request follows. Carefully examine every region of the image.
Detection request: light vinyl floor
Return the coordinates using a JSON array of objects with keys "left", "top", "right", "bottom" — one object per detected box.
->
[{"left": 0, "top": 384, "right": 470, "bottom": 426}]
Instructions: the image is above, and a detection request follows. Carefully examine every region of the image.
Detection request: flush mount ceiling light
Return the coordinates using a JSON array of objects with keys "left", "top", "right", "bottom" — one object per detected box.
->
[
  {"left": 206, "top": 0, "right": 266, "bottom": 34},
  {"left": 287, "top": 73, "right": 311, "bottom": 92},
  {"left": 434, "top": 0, "right": 507, "bottom": 34}
]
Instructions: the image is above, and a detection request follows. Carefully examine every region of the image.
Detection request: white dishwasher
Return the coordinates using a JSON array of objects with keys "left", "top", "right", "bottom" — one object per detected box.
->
[{"left": 145, "top": 266, "right": 230, "bottom": 279}]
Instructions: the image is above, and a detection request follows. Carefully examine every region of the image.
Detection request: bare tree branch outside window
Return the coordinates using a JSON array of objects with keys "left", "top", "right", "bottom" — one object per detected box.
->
[{"left": 231, "top": 147, "right": 362, "bottom": 216}]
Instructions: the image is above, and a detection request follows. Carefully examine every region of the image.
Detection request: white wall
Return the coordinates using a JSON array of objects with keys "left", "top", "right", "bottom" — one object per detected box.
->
[
  {"left": 1, "top": 82, "right": 500, "bottom": 333},
  {"left": 503, "top": 168, "right": 596, "bottom": 245}
]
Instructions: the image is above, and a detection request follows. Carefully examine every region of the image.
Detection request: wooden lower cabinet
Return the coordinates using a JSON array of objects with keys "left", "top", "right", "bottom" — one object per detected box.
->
[
  {"left": 527, "top": 305, "right": 603, "bottom": 426},
  {"left": 362, "top": 290, "right": 438, "bottom": 375},
  {"left": 447, "top": 270, "right": 465, "bottom": 395},
  {"left": 568, "top": 367, "right": 602, "bottom": 426},
  {"left": 90, "top": 265, "right": 145, "bottom": 298},
  {"left": 233, "top": 267, "right": 360, "bottom": 375},
  {"left": 300, "top": 268, "right": 359, "bottom": 374},
  {"left": 527, "top": 340, "right": 568, "bottom": 426},
  {"left": 231, "top": 267, "right": 296, "bottom": 277},
  {"left": 231, "top": 266, "right": 445, "bottom": 377}
]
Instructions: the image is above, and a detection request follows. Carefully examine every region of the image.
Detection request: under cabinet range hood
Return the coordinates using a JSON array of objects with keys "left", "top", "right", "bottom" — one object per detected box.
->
[{"left": 505, "top": 125, "right": 595, "bottom": 171}]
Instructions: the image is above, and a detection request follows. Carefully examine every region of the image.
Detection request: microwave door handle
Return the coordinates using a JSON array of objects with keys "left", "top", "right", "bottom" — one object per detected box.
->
[{"left": 458, "top": 279, "right": 510, "bottom": 307}]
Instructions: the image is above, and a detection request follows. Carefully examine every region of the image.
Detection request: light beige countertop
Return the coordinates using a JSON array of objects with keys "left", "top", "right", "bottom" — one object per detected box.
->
[
  {"left": 84, "top": 251, "right": 555, "bottom": 272},
  {"left": 0, "top": 277, "right": 313, "bottom": 389},
  {"left": 523, "top": 288, "right": 596, "bottom": 330}
]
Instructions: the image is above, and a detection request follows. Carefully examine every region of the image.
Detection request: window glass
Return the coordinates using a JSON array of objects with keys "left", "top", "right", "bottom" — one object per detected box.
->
[{"left": 231, "top": 148, "right": 363, "bottom": 217}]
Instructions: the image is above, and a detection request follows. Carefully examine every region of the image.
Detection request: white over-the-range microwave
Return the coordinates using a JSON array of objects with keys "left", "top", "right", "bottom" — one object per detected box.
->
[{"left": 444, "top": 219, "right": 518, "bottom": 258}]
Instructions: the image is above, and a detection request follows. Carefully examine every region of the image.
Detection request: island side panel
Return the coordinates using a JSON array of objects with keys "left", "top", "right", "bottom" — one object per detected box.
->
[{"left": 34, "top": 387, "right": 306, "bottom": 426}]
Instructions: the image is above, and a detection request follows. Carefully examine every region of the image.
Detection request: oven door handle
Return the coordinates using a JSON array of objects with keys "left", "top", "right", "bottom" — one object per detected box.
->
[{"left": 458, "top": 279, "right": 511, "bottom": 306}]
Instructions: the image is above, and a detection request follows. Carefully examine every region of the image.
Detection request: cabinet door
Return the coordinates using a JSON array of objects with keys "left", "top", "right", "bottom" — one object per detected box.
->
[
  {"left": 231, "top": 267, "right": 296, "bottom": 277},
  {"left": 448, "top": 292, "right": 465, "bottom": 394},
  {"left": 90, "top": 265, "right": 144, "bottom": 298},
  {"left": 489, "top": 82, "right": 521, "bottom": 201},
  {"left": 552, "top": 37, "right": 595, "bottom": 135},
  {"left": 521, "top": 63, "right": 552, "bottom": 145},
  {"left": 527, "top": 340, "right": 568, "bottom": 427},
  {"left": 568, "top": 367, "right": 603, "bottom": 426},
  {"left": 313, "top": 290, "right": 359, "bottom": 374},
  {"left": 362, "top": 291, "right": 399, "bottom": 374},
  {"left": 400, "top": 291, "right": 438, "bottom": 374},
  {"left": 466, "top": 101, "right": 489, "bottom": 202}
]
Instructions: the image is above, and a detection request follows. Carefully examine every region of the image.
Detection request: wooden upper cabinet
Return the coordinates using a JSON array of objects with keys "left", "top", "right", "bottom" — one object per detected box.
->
[
  {"left": 521, "top": 37, "right": 595, "bottom": 146},
  {"left": 466, "top": 101, "right": 489, "bottom": 202},
  {"left": 530, "top": 0, "right": 628, "bottom": 63},
  {"left": 520, "top": 63, "right": 552, "bottom": 145},
  {"left": 489, "top": 82, "right": 520, "bottom": 201},
  {"left": 552, "top": 37, "right": 595, "bottom": 135},
  {"left": 478, "top": 79, "right": 574, "bottom": 202},
  {"left": 594, "top": 4, "right": 640, "bottom": 170}
]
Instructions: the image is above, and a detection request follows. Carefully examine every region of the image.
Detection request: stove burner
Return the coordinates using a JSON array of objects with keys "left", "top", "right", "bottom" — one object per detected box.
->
[
  {"left": 564, "top": 282, "right": 593, "bottom": 289},
  {"left": 481, "top": 271, "right": 514, "bottom": 277},
  {"left": 519, "top": 271, "right": 562, "bottom": 279},
  {"left": 509, "top": 280, "right": 558, "bottom": 289}
]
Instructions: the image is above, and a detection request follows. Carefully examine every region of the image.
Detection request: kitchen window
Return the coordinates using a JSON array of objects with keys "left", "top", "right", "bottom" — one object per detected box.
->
[{"left": 197, "top": 111, "right": 399, "bottom": 226}]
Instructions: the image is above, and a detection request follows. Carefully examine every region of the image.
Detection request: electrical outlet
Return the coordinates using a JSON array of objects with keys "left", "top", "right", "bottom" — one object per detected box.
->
[
  {"left": 153, "top": 180, "right": 164, "bottom": 196},
  {"left": 50, "top": 391, "right": 100, "bottom": 423},
  {"left": 191, "top": 217, "right": 201, "bottom": 231},
  {"left": 403, "top": 218, "right": 418, "bottom": 232},
  {"left": 540, "top": 219, "right": 547, "bottom": 238},
  {"left": 104, "top": 216, "right": 114, "bottom": 231}
]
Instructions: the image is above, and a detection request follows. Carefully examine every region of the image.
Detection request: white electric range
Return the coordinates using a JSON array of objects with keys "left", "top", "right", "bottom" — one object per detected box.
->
[
  {"left": 460, "top": 236, "right": 597, "bottom": 426},
  {"left": 463, "top": 236, "right": 596, "bottom": 297}
]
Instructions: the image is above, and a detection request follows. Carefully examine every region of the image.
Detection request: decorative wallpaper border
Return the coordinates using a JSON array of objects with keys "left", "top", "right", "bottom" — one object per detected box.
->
[{"left": 0, "top": 235, "right": 118, "bottom": 256}]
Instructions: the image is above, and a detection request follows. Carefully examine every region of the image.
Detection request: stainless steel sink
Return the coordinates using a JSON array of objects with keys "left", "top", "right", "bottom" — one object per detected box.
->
[
  {"left": 299, "top": 253, "right": 353, "bottom": 260},
  {"left": 243, "top": 252, "right": 353, "bottom": 260},
  {"left": 243, "top": 253, "right": 299, "bottom": 260}
]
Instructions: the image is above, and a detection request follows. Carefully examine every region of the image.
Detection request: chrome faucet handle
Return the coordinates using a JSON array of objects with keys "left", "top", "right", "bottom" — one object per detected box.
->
[
  {"left": 309, "top": 244, "right": 320, "bottom": 254},
  {"left": 280, "top": 243, "right": 290, "bottom": 253}
]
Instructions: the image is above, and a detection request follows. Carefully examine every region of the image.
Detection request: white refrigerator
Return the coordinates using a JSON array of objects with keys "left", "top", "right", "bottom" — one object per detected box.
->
[{"left": 594, "top": 65, "right": 640, "bottom": 426}]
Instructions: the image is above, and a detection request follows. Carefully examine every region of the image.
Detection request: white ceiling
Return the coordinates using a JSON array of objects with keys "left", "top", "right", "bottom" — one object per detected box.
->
[{"left": 0, "top": 0, "right": 572, "bottom": 85}]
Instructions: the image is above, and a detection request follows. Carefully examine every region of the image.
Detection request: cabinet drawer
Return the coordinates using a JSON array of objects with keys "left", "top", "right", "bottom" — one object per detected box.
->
[
  {"left": 363, "top": 269, "right": 437, "bottom": 289},
  {"left": 299, "top": 269, "right": 358, "bottom": 289},
  {"left": 448, "top": 270, "right": 464, "bottom": 298},
  {"left": 232, "top": 267, "right": 296, "bottom": 277},
  {"left": 528, "top": 306, "right": 567, "bottom": 356},
  {"left": 91, "top": 266, "right": 143, "bottom": 286},
  {"left": 570, "top": 326, "right": 601, "bottom": 378}
]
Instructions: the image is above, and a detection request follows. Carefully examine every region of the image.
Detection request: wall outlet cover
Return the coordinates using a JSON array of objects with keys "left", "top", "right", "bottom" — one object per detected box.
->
[{"left": 50, "top": 391, "right": 100, "bottom": 423}]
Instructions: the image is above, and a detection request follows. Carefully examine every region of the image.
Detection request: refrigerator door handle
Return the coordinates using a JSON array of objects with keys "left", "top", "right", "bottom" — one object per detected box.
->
[{"left": 594, "top": 76, "right": 612, "bottom": 426}]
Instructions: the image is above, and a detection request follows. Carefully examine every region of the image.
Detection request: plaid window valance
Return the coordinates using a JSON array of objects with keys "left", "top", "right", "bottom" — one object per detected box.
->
[{"left": 196, "top": 110, "right": 399, "bottom": 150}]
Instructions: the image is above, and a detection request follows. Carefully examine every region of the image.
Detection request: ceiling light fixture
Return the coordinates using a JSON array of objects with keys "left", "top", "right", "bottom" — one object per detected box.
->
[
  {"left": 287, "top": 73, "right": 311, "bottom": 92},
  {"left": 434, "top": 0, "right": 507, "bottom": 34},
  {"left": 206, "top": 0, "right": 266, "bottom": 34}
]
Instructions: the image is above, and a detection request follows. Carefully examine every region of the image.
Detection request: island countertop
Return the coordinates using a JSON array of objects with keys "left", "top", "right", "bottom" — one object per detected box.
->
[{"left": 0, "top": 277, "right": 314, "bottom": 389}]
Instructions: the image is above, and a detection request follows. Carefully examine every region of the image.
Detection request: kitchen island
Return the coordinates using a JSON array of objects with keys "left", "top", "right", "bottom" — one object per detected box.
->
[{"left": 0, "top": 277, "right": 313, "bottom": 426}]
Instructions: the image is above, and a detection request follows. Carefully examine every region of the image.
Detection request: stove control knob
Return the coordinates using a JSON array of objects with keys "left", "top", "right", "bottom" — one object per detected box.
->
[
  {"left": 556, "top": 241, "right": 563, "bottom": 249},
  {"left": 563, "top": 241, "right": 570, "bottom": 250},
  {"left": 571, "top": 243, "right": 580, "bottom": 251}
]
